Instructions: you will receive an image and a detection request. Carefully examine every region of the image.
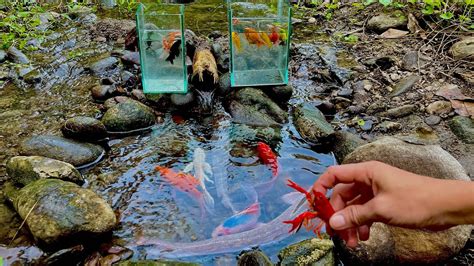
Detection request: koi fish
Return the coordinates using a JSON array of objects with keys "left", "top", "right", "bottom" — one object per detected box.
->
[
  {"left": 244, "top": 27, "right": 266, "bottom": 47},
  {"left": 184, "top": 148, "right": 215, "bottom": 210},
  {"left": 257, "top": 142, "right": 279, "bottom": 177},
  {"left": 232, "top": 32, "right": 242, "bottom": 52},
  {"left": 155, "top": 166, "right": 202, "bottom": 200},
  {"left": 212, "top": 202, "right": 261, "bottom": 238},
  {"left": 259, "top": 32, "right": 272, "bottom": 48}
]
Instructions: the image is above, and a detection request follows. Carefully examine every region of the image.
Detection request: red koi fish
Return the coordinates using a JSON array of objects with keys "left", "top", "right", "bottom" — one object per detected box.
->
[
  {"left": 283, "top": 179, "right": 335, "bottom": 238},
  {"left": 257, "top": 142, "right": 279, "bottom": 177}
]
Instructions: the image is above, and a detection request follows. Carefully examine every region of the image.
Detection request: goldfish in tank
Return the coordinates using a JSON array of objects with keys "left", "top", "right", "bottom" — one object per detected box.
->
[
  {"left": 259, "top": 32, "right": 272, "bottom": 48},
  {"left": 244, "top": 27, "right": 266, "bottom": 47},
  {"left": 232, "top": 32, "right": 242, "bottom": 52},
  {"left": 162, "top": 31, "right": 181, "bottom": 64}
]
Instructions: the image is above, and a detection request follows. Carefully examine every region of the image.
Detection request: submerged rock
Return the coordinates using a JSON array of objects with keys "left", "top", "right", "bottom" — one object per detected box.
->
[
  {"left": 278, "top": 237, "right": 334, "bottom": 266},
  {"left": 4, "top": 179, "right": 116, "bottom": 245},
  {"left": 238, "top": 249, "right": 273, "bottom": 266},
  {"left": 449, "top": 36, "right": 474, "bottom": 60},
  {"left": 6, "top": 156, "right": 83, "bottom": 187},
  {"left": 20, "top": 135, "right": 105, "bottom": 168},
  {"left": 234, "top": 87, "right": 288, "bottom": 123},
  {"left": 293, "top": 103, "right": 335, "bottom": 143},
  {"left": 230, "top": 123, "right": 282, "bottom": 143},
  {"left": 7, "top": 46, "right": 29, "bottom": 64},
  {"left": 217, "top": 72, "right": 231, "bottom": 96},
  {"left": 340, "top": 137, "right": 472, "bottom": 264},
  {"left": 102, "top": 99, "right": 156, "bottom": 132},
  {"left": 228, "top": 101, "right": 280, "bottom": 127},
  {"left": 267, "top": 85, "right": 294, "bottom": 105},
  {"left": 449, "top": 116, "right": 474, "bottom": 144},
  {"left": 367, "top": 12, "right": 408, "bottom": 32},
  {"left": 61, "top": 116, "right": 107, "bottom": 142}
]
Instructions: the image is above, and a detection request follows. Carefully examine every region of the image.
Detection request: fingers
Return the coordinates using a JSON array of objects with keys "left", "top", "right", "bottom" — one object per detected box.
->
[
  {"left": 313, "top": 162, "right": 379, "bottom": 193},
  {"left": 329, "top": 200, "right": 377, "bottom": 230}
]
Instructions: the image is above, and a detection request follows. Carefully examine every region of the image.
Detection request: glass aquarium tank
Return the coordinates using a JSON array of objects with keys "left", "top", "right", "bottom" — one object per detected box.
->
[
  {"left": 136, "top": 3, "right": 188, "bottom": 94},
  {"left": 228, "top": 0, "right": 291, "bottom": 87}
]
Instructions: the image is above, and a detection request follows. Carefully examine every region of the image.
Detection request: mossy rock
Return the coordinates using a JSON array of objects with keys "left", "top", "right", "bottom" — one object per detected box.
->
[
  {"left": 61, "top": 116, "right": 107, "bottom": 142},
  {"left": 278, "top": 237, "right": 335, "bottom": 266},
  {"left": 238, "top": 249, "right": 273, "bottom": 266},
  {"left": 6, "top": 156, "right": 83, "bottom": 187},
  {"left": 102, "top": 99, "right": 156, "bottom": 132},
  {"left": 367, "top": 11, "right": 408, "bottom": 32},
  {"left": 228, "top": 101, "right": 280, "bottom": 127},
  {"left": 293, "top": 103, "right": 335, "bottom": 143},
  {"left": 449, "top": 116, "right": 474, "bottom": 144},
  {"left": 234, "top": 87, "right": 288, "bottom": 123},
  {"left": 4, "top": 179, "right": 116, "bottom": 246}
]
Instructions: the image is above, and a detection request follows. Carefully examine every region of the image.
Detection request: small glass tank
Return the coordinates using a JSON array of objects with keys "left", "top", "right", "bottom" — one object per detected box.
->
[
  {"left": 136, "top": 3, "right": 187, "bottom": 94},
  {"left": 228, "top": 0, "right": 291, "bottom": 87}
]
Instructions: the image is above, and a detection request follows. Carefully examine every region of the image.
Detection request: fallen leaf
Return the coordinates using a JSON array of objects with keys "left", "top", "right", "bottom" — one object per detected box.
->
[
  {"left": 407, "top": 13, "right": 427, "bottom": 39},
  {"left": 381, "top": 29, "right": 409, "bottom": 39},
  {"left": 436, "top": 84, "right": 473, "bottom": 100},
  {"left": 450, "top": 100, "right": 474, "bottom": 117}
]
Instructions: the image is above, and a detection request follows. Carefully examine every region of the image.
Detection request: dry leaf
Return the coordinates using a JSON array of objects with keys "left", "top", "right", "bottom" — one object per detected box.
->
[
  {"left": 450, "top": 100, "right": 474, "bottom": 117},
  {"left": 381, "top": 29, "right": 409, "bottom": 39},
  {"left": 408, "top": 13, "right": 427, "bottom": 39},
  {"left": 436, "top": 84, "right": 473, "bottom": 100}
]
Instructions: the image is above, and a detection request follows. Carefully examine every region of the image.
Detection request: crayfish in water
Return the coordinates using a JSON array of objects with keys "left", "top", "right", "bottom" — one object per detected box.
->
[{"left": 283, "top": 179, "right": 335, "bottom": 238}]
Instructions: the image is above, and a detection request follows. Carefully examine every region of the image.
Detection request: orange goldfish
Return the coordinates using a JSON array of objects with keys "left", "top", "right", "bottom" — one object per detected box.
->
[
  {"left": 155, "top": 166, "right": 202, "bottom": 200},
  {"left": 162, "top": 31, "right": 180, "bottom": 52},
  {"left": 244, "top": 27, "right": 266, "bottom": 47},
  {"left": 259, "top": 32, "right": 272, "bottom": 48},
  {"left": 232, "top": 32, "right": 242, "bottom": 52}
]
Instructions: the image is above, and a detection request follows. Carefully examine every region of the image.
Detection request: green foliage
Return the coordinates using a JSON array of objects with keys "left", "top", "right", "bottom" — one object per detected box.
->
[{"left": 116, "top": 0, "right": 140, "bottom": 15}]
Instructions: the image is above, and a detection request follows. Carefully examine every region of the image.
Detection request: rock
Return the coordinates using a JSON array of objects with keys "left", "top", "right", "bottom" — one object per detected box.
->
[
  {"left": 449, "top": 116, "right": 474, "bottom": 144},
  {"left": 359, "top": 119, "right": 373, "bottom": 131},
  {"left": 376, "top": 121, "right": 402, "bottom": 132},
  {"left": 228, "top": 101, "right": 279, "bottom": 127},
  {"left": 90, "top": 85, "right": 117, "bottom": 102},
  {"left": 379, "top": 104, "right": 415, "bottom": 118},
  {"left": 268, "top": 85, "right": 294, "bottom": 104},
  {"left": 397, "top": 125, "right": 439, "bottom": 145},
  {"left": 170, "top": 92, "right": 195, "bottom": 106},
  {"left": 337, "top": 88, "right": 353, "bottom": 97},
  {"left": 7, "top": 46, "right": 29, "bottom": 64},
  {"left": 454, "top": 69, "right": 474, "bottom": 85},
  {"left": 308, "top": 17, "right": 316, "bottom": 23},
  {"left": 425, "top": 115, "right": 441, "bottom": 126},
  {"left": 121, "top": 51, "right": 140, "bottom": 65},
  {"left": 390, "top": 75, "right": 421, "bottom": 97},
  {"left": 367, "top": 12, "right": 408, "bottom": 32},
  {"left": 217, "top": 72, "right": 231, "bottom": 96},
  {"left": 363, "top": 56, "right": 396, "bottom": 71},
  {"left": 332, "top": 131, "right": 366, "bottom": 163},
  {"left": 402, "top": 51, "right": 429, "bottom": 71},
  {"left": 121, "top": 71, "right": 137, "bottom": 88},
  {"left": 380, "top": 28, "right": 408, "bottom": 39},
  {"left": 20, "top": 135, "right": 105, "bottom": 167},
  {"left": 0, "top": 49, "right": 6, "bottom": 63},
  {"left": 293, "top": 103, "right": 335, "bottom": 143},
  {"left": 102, "top": 99, "right": 156, "bottom": 132},
  {"left": 23, "top": 69, "right": 42, "bottom": 84},
  {"left": 341, "top": 137, "right": 472, "bottom": 264},
  {"left": 61, "top": 116, "right": 108, "bottom": 142},
  {"left": 104, "top": 96, "right": 132, "bottom": 110},
  {"left": 6, "top": 156, "right": 83, "bottom": 187},
  {"left": 117, "top": 260, "right": 199, "bottom": 266},
  {"left": 234, "top": 87, "right": 288, "bottom": 123},
  {"left": 131, "top": 89, "right": 146, "bottom": 103},
  {"left": 89, "top": 57, "right": 119, "bottom": 75},
  {"left": 449, "top": 36, "right": 474, "bottom": 60},
  {"left": 4, "top": 179, "right": 116, "bottom": 245},
  {"left": 230, "top": 123, "right": 281, "bottom": 143},
  {"left": 426, "top": 101, "right": 452, "bottom": 115},
  {"left": 347, "top": 105, "right": 365, "bottom": 114},
  {"left": 238, "top": 249, "right": 272, "bottom": 266},
  {"left": 278, "top": 237, "right": 335, "bottom": 266}
]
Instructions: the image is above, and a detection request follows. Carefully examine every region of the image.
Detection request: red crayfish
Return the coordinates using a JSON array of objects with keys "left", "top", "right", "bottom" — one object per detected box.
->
[{"left": 283, "top": 179, "right": 335, "bottom": 238}]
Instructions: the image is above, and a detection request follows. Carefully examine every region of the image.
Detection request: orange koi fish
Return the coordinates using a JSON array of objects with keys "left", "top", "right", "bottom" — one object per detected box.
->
[
  {"left": 155, "top": 166, "right": 202, "bottom": 200},
  {"left": 232, "top": 32, "right": 242, "bottom": 52},
  {"left": 244, "top": 27, "right": 266, "bottom": 47},
  {"left": 259, "top": 32, "right": 272, "bottom": 48}
]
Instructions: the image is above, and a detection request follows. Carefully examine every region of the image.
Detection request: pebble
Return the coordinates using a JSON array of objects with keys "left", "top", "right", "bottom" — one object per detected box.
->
[
  {"left": 425, "top": 115, "right": 441, "bottom": 126},
  {"left": 426, "top": 101, "right": 452, "bottom": 115},
  {"left": 308, "top": 17, "right": 316, "bottom": 23}
]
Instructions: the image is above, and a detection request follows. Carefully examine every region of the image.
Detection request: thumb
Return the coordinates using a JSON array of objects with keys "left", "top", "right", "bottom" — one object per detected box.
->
[{"left": 329, "top": 204, "right": 375, "bottom": 230}]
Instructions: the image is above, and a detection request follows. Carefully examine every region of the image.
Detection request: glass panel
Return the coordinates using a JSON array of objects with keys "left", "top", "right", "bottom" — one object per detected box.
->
[
  {"left": 228, "top": 0, "right": 291, "bottom": 87},
  {"left": 136, "top": 3, "right": 188, "bottom": 94}
]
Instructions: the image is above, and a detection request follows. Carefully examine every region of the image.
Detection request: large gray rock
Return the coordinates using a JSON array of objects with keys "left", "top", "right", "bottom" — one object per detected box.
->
[
  {"left": 0, "top": 49, "right": 6, "bottom": 63},
  {"left": 367, "top": 12, "right": 408, "bottom": 32},
  {"left": 293, "top": 103, "right": 335, "bottom": 143},
  {"left": 20, "top": 135, "right": 105, "bottom": 167},
  {"left": 332, "top": 131, "right": 366, "bottom": 163},
  {"left": 7, "top": 46, "right": 29, "bottom": 64},
  {"left": 234, "top": 87, "right": 288, "bottom": 123},
  {"left": 89, "top": 57, "right": 119, "bottom": 75},
  {"left": 278, "top": 237, "right": 335, "bottom": 266},
  {"left": 6, "top": 156, "right": 83, "bottom": 187},
  {"left": 102, "top": 99, "right": 156, "bottom": 132},
  {"left": 170, "top": 92, "right": 195, "bottom": 107},
  {"left": 449, "top": 116, "right": 474, "bottom": 144},
  {"left": 61, "top": 116, "right": 107, "bottom": 142},
  {"left": 339, "top": 137, "right": 472, "bottom": 264},
  {"left": 228, "top": 101, "right": 279, "bottom": 127},
  {"left": 449, "top": 37, "right": 474, "bottom": 60},
  {"left": 4, "top": 179, "right": 116, "bottom": 245}
]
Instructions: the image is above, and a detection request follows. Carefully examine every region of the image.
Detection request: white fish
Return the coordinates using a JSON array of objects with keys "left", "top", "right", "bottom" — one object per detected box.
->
[{"left": 184, "top": 147, "right": 215, "bottom": 209}]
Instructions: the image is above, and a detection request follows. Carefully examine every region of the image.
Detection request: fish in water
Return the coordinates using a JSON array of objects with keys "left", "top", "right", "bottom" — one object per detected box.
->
[
  {"left": 268, "top": 25, "right": 280, "bottom": 45},
  {"left": 166, "top": 39, "right": 181, "bottom": 64},
  {"left": 244, "top": 27, "right": 266, "bottom": 47},
  {"left": 162, "top": 31, "right": 181, "bottom": 64},
  {"left": 257, "top": 142, "right": 279, "bottom": 177},
  {"left": 184, "top": 148, "right": 215, "bottom": 210},
  {"left": 135, "top": 190, "right": 309, "bottom": 258},
  {"left": 232, "top": 32, "right": 242, "bottom": 52},
  {"left": 212, "top": 202, "right": 261, "bottom": 238},
  {"left": 259, "top": 32, "right": 272, "bottom": 48}
]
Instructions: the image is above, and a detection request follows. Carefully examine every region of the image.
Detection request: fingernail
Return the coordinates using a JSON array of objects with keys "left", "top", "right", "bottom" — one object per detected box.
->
[{"left": 330, "top": 214, "right": 346, "bottom": 229}]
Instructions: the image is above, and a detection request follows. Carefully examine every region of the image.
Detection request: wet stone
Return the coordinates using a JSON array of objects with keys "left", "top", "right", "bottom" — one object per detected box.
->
[
  {"left": 402, "top": 51, "right": 429, "bottom": 71},
  {"left": 121, "top": 51, "right": 140, "bottom": 66},
  {"left": 61, "top": 116, "right": 108, "bottom": 142},
  {"left": 234, "top": 87, "right": 288, "bottom": 123},
  {"left": 293, "top": 103, "right": 335, "bottom": 143},
  {"left": 91, "top": 85, "right": 117, "bottom": 102},
  {"left": 427, "top": 101, "right": 452, "bottom": 115},
  {"left": 238, "top": 250, "right": 273, "bottom": 266},
  {"left": 360, "top": 120, "right": 374, "bottom": 131},
  {"left": 449, "top": 36, "right": 474, "bottom": 60},
  {"left": 102, "top": 99, "right": 156, "bottom": 132},
  {"left": 121, "top": 71, "right": 136, "bottom": 88},
  {"left": 217, "top": 72, "right": 231, "bottom": 96},
  {"left": 131, "top": 89, "right": 146, "bottom": 103},
  {"left": 337, "top": 88, "right": 353, "bottom": 97},
  {"left": 7, "top": 46, "right": 29, "bottom": 64},
  {"left": 230, "top": 123, "right": 282, "bottom": 143},
  {"left": 0, "top": 49, "right": 6, "bottom": 63},
  {"left": 20, "top": 135, "right": 105, "bottom": 167},
  {"left": 89, "top": 57, "right": 119, "bottom": 76},
  {"left": 367, "top": 11, "right": 408, "bottom": 32},
  {"left": 228, "top": 101, "right": 279, "bottom": 127},
  {"left": 377, "top": 121, "right": 402, "bottom": 132},
  {"left": 425, "top": 115, "right": 442, "bottom": 126},
  {"left": 278, "top": 237, "right": 335, "bottom": 266},
  {"left": 380, "top": 104, "right": 415, "bottom": 118},
  {"left": 170, "top": 92, "right": 195, "bottom": 107},
  {"left": 332, "top": 131, "right": 366, "bottom": 163},
  {"left": 6, "top": 156, "right": 83, "bottom": 187},
  {"left": 4, "top": 179, "right": 116, "bottom": 245},
  {"left": 390, "top": 75, "right": 421, "bottom": 97},
  {"left": 449, "top": 116, "right": 474, "bottom": 144},
  {"left": 23, "top": 69, "right": 42, "bottom": 84},
  {"left": 268, "top": 84, "right": 294, "bottom": 104}
]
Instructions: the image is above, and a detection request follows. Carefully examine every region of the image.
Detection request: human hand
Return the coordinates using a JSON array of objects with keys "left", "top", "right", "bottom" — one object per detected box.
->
[{"left": 313, "top": 161, "right": 461, "bottom": 247}]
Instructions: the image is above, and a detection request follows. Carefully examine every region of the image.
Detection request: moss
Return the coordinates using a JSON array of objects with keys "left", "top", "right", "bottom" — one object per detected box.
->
[{"left": 279, "top": 237, "right": 335, "bottom": 266}]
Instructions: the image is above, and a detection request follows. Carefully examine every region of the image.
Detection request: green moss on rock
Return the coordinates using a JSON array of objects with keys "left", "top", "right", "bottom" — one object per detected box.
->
[{"left": 279, "top": 237, "right": 334, "bottom": 266}]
